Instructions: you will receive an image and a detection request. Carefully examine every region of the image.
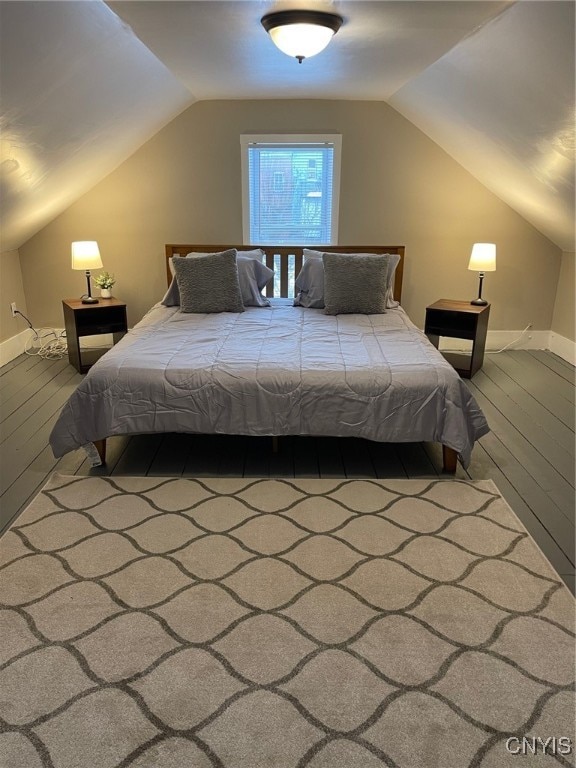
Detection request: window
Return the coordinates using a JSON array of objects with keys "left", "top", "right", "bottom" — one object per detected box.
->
[{"left": 241, "top": 134, "right": 341, "bottom": 245}]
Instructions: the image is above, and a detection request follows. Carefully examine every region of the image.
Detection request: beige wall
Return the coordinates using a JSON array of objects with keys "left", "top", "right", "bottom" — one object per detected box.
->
[
  {"left": 552, "top": 251, "right": 575, "bottom": 342},
  {"left": 19, "top": 100, "right": 562, "bottom": 331},
  {"left": 0, "top": 250, "right": 29, "bottom": 343}
]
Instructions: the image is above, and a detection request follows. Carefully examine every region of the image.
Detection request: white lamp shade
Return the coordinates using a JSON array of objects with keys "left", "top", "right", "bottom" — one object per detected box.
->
[
  {"left": 268, "top": 23, "right": 335, "bottom": 59},
  {"left": 261, "top": 10, "right": 342, "bottom": 62},
  {"left": 468, "top": 243, "right": 496, "bottom": 272},
  {"left": 71, "top": 241, "right": 103, "bottom": 270}
]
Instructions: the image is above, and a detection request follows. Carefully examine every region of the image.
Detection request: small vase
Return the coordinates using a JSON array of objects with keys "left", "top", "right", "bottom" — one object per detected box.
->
[{"left": 100, "top": 288, "right": 112, "bottom": 299}]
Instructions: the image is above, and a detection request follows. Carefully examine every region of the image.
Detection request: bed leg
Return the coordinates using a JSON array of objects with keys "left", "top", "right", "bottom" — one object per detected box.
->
[
  {"left": 94, "top": 439, "right": 107, "bottom": 464},
  {"left": 272, "top": 436, "right": 279, "bottom": 454},
  {"left": 442, "top": 445, "right": 457, "bottom": 474}
]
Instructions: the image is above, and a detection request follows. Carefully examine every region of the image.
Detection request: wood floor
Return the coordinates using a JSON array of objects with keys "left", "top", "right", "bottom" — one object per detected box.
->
[{"left": 1, "top": 348, "right": 574, "bottom": 592}]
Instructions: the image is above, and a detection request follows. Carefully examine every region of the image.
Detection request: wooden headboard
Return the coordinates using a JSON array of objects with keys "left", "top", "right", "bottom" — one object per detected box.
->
[{"left": 165, "top": 244, "right": 405, "bottom": 301}]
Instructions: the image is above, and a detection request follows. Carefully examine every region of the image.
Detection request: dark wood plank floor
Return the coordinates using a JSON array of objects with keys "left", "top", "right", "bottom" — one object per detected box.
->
[{"left": 1, "top": 349, "right": 574, "bottom": 592}]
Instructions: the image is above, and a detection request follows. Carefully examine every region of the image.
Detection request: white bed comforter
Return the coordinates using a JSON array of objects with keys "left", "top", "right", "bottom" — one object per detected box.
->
[{"left": 49, "top": 300, "right": 489, "bottom": 467}]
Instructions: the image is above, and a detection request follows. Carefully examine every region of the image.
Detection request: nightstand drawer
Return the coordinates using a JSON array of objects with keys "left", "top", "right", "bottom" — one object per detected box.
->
[
  {"left": 75, "top": 307, "right": 126, "bottom": 335},
  {"left": 76, "top": 320, "right": 127, "bottom": 335},
  {"left": 425, "top": 309, "right": 477, "bottom": 338}
]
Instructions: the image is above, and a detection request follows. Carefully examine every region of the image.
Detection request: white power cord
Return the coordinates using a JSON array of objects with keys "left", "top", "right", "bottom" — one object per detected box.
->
[
  {"left": 487, "top": 324, "right": 533, "bottom": 354},
  {"left": 25, "top": 329, "right": 68, "bottom": 359},
  {"left": 439, "top": 324, "right": 533, "bottom": 356},
  {"left": 14, "top": 309, "right": 68, "bottom": 360}
]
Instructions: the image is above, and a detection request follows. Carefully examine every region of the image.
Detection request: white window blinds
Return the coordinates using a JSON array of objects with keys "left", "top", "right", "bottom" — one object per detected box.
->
[{"left": 241, "top": 135, "right": 341, "bottom": 245}]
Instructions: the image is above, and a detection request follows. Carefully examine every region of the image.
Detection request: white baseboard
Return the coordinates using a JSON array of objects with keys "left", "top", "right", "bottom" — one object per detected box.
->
[
  {"left": 549, "top": 332, "right": 576, "bottom": 366},
  {"left": 485, "top": 330, "right": 550, "bottom": 352},
  {"left": 0, "top": 328, "right": 116, "bottom": 367},
  {"left": 0, "top": 329, "right": 35, "bottom": 367},
  {"left": 440, "top": 330, "right": 575, "bottom": 365}
]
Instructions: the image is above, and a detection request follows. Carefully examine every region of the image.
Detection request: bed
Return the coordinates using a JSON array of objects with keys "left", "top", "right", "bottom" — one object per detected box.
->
[{"left": 49, "top": 244, "right": 489, "bottom": 471}]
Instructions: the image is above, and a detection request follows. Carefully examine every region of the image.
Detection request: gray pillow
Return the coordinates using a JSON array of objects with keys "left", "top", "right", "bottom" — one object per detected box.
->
[
  {"left": 162, "top": 251, "right": 213, "bottom": 306},
  {"left": 162, "top": 250, "right": 273, "bottom": 307},
  {"left": 294, "top": 251, "right": 400, "bottom": 310},
  {"left": 235, "top": 251, "right": 274, "bottom": 306},
  {"left": 161, "top": 277, "right": 180, "bottom": 307},
  {"left": 172, "top": 250, "right": 244, "bottom": 313},
  {"left": 384, "top": 253, "right": 401, "bottom": 308},
  {"left": 303, "top": 248, "right": 324, "bottom": 261},
  {"left": 293, "top": 259, "right": 325, "bottom": 308},
  {"left": 322, "top": 253, "right": 389, "bottom": 314},
  {"left": 327, "top": 252, "right": 398, "bottom": 306}
]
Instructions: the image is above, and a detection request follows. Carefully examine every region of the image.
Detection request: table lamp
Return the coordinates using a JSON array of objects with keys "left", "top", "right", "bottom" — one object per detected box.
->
[
  {"left": 72, "top": 241, "right": 103, "bottom": 304},
  {"left": 468, "top": 243, "right": 496, "bottom": 306}
]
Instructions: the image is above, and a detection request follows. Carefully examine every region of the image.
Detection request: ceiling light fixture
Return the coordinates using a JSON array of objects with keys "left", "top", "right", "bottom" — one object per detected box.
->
[{"left": 261, "top": 10, "right": 343, "bottom": 63}]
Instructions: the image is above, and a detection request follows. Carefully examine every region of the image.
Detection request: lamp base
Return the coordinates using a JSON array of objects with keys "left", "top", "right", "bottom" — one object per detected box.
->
[
  {"left": 81, "top": 296, "right": 99, "bottom": 304},
  {"left": 471, "top": 298, "right": 488, "bottom": 306}
]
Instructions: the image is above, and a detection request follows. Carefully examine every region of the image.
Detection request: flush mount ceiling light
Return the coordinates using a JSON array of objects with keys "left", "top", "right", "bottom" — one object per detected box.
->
[{"left": 261, "top": 10, "right": 343, "bottom": 63}]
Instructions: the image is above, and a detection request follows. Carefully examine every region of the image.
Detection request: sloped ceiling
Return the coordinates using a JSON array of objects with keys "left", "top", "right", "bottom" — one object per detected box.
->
[
  {"left": 0, "top": 0, "right": 193, "bottom": 251},
  {"left": 1, "top": 0, "right": 574, "bottom": 253},
  {"left": 389, "top": 0, "right": 575, "bottom": 252}
]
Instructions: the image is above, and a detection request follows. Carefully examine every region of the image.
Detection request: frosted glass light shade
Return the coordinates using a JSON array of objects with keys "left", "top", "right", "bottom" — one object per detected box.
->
[
  {"left": 269, "top": 23, "right": 335, "bottom": 59},
  {"left": 261, "top": 11, "right": 343, "bottom": 62},
  {"left": 468, "top": 243, "right": 496, "bottom": 272},
  {"left": 71, "top": 241, "right": 103, "bottom": 270}
]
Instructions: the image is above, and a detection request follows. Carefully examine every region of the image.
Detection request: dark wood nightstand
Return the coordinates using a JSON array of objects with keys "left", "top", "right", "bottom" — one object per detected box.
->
[
  {"left": 425, "top": 299, "right": 490, "bottom": 378},
  {"left": 63, "top": 297, "right": 127, "bottom": 373}
]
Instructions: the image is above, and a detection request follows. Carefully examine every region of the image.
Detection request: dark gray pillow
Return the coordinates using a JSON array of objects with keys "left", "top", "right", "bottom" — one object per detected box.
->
[
  {"left": 172, "top": 250, "right": 244, "bottom": 313},
  {"left": 322, "top": 253, "right": 389, "bottom": 315},
  {"left": 163, "top": 250, "right": 273, "bottom": 308},
  {"left": 162, "top": 250, "right": 212, "bottom": 306}
]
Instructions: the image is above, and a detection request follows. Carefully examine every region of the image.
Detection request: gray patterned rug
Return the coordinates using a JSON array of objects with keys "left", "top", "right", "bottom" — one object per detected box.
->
[{"left": 0, "top": 474, "right": 574, "bottom": 768}]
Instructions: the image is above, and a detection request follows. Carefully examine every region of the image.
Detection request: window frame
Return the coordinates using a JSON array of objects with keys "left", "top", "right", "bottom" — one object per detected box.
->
[{"left": 240, "top": 133, "right": 342, "bottom": 246}]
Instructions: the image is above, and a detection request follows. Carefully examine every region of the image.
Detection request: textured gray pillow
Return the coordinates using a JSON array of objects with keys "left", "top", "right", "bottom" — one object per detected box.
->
[
  {"left": 324, "top": 252, "right": 399, "bottom": 306},
  {"left": 294, "top": 251, "right": 400, "bottom": 310},
  {"left": 172, "top": 250, "right": 244, "bottom": 313},
  {"left": 162, "top": 250, "right": 272, "bottom": 308},
  {"left": 322, "top": 253, "right": 389, "bottom": 314},
  {"left": 162, "top": 251, "right": 213, "bottom": 306}
]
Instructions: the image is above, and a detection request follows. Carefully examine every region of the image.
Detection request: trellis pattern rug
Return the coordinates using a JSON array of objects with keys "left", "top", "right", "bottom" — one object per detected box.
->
[{"left": 0, "top": 474, "right": 574, "bottom": 768}]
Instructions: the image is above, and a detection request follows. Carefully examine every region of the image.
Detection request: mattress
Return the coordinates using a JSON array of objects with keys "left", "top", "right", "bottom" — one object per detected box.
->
[{"left": 49, "top": 299, "right": 489, "bottom": 467}]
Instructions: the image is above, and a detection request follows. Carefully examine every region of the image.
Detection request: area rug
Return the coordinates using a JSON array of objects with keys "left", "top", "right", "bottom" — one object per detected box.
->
[{"left": 0, "top": 475, "right": 574, "bottom": 768}]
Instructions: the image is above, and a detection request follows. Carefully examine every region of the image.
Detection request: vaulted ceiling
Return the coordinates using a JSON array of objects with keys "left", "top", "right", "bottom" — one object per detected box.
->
[{"left": 1, "top": 1, "right": 574, "bottom": 252}]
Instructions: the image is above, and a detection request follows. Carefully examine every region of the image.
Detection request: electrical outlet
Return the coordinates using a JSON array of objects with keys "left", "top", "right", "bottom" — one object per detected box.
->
[{"left": 10, "top": 302, "right": 17, "bottom": 317}]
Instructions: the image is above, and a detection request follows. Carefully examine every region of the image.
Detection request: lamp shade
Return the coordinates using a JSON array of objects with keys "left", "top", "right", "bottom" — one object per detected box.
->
[
  {"left": 261, "top": 11, "right": 343, "bottom": 62},
  {"left": 468, "top": 243, "right": 496, "bottom": 272},
  {"left": 71, "top": 241, "right": 102, "bottom": 271}
]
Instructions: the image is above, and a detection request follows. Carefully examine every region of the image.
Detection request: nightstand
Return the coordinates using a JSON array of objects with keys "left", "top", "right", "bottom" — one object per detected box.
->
[
  {"left": 63, "top": 297, "right": 127, "bottom": 373},
  {"left": 425, "top": 299, "right": 490, "bottom": 378}
]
